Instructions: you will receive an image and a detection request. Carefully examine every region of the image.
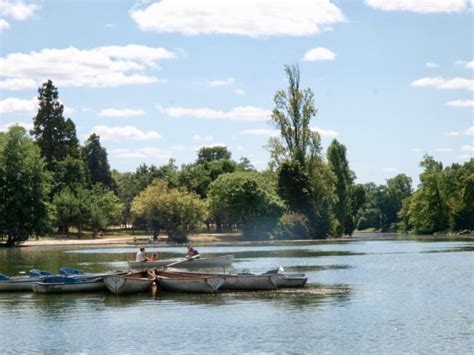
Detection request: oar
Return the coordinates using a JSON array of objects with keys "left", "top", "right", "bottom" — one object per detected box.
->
[{"left": 162, "top": 254, "right": 200, "bottom": 269}]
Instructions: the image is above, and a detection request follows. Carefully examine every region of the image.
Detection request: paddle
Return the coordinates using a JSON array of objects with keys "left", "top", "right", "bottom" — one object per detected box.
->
[{"left": 162, "top": 253, "right": 200, "bottom": 269}]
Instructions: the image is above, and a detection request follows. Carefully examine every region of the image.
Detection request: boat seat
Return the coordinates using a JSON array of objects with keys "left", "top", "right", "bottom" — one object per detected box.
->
[
  {"left": 59, "top": 268, "right": 84, "bottom": 275},
  {"left": 29, "top": 269, "right": 53, "bottom": 277}
]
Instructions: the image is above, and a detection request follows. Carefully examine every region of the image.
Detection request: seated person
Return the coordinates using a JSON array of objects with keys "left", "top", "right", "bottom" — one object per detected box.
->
[
  {"left": 136, "top": 247, "right": 148, "bottom": 262},
  {"left": 186, "top": 246, "right": 200, "bottom": 259},
  {"left": 151, "top": 252, "right": 158, "bottom": 262}
]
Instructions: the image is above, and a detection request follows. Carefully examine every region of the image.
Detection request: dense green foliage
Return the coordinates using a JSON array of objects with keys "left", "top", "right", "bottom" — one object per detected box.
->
[
  {"left": 207, "top": 172, "right": 285, "bottom": 239},
  {"left": 1, "top": 75, "right": 471, "bottom": 246},
  {"left": 270, "top": 65, "right": 344, "bottom": 238},
  {"left": 0, "top": 127, "right": 52, "bottom": 246},
  {"left": 399, "top": 156, "right": 473, "bottom": 234},
  {"left": 327, "top": 140, "right": 356, "bottom": 236},
  {"left": 31, "top": 80, "right": 80, "bottom": 168},
  {"left": 131, "top": 180, "right": 207, "bottom": 243},
  {"left": 82, "top": 134, "right": 114, "bottom": 190},
  {"left": 357, "top": 174, "right": 413, "bottom": 232}
]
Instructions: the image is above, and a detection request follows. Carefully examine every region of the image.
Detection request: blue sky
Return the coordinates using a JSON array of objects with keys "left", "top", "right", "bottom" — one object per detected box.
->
[{"left": 0, "top": 0, "right": 472, "bottom": 185}]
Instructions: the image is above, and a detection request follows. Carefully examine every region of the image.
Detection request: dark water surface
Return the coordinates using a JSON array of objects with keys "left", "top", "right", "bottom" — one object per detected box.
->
[{"left": 0, "top": 234, "right": 473, "bottom": 353}]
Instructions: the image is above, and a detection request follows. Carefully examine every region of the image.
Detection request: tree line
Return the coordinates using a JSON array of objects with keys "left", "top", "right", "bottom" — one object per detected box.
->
[{"left": 1, "top": 68, "right": 472, "bottom": 246}]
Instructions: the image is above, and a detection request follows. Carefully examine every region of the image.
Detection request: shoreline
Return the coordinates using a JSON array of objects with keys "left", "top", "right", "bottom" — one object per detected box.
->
[{"left": 2, "top": 231, "right": 471, "bottom": 248}]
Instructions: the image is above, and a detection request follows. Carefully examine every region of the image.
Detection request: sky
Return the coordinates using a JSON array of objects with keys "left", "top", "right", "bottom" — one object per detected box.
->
[{"left": 0, "top": 0, "right": 472, "bottom": 185}]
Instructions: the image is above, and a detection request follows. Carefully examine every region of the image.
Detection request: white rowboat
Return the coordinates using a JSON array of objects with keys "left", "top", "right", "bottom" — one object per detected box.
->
[
  {"left": 103, "top": 271, "right": 154, "bottom": 295},
  {"left": 156, "top": 270, "right": 284, "bottom": 291},
  {"left": 155, "top": 271, "right": 225, "bottom": 293},
  {"left": 128, "top": 254, "right": 234, "bottom": 269}
]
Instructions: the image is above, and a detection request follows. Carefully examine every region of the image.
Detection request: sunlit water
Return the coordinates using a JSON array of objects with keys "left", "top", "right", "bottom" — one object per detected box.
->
[{"left": 0, "top": 234, "right": 473, "bottom": 353}]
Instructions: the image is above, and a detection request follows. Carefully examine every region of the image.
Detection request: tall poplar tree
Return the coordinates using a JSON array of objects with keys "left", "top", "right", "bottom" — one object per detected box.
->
[{"left": 327, "top": 139, "right": 355, "bottom": 236}]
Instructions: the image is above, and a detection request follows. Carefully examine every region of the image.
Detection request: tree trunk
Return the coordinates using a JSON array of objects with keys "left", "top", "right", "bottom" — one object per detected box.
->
[{"left": 6, "top": 234, "right": 15, "bottom": 247}]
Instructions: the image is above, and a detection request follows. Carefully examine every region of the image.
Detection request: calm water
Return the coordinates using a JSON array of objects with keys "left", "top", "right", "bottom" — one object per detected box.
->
[{"left": 0, "top": 234, "right": 473, "bottom": 354}]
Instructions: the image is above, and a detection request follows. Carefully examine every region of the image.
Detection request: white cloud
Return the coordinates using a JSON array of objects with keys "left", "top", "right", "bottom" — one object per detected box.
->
[
  {"left": 448, "top": 126, "right": 474, "bottom": 136},
  {"left": 411, "top": 77, "right": 473, "bottom": 91},
  {"left": 234, "top": 89, "right": 246, "bottom": 96},
  {"left": 98, "top": 108, "right": 145, "bottom": 118},
  {"left": 242, "top": 128, "right": 279, "bottom": 137},
  {"left": 162, "top": 106, "right": 271, "bottom": 122},
  {"left": 365, "top": 0, "right": 472, "bottom": 13},
  {"left": 0, "top": 96, "right": 73, "bottom": 117},
  {"left": 466, "top": 61, "right": 474, "bottom": 69},
  {"left": 461, "top": 145, "right": 474, "bottom": 153},
  {"left": 0, "top": 121, "right": 33, "bottom": 132},
  {"left": 192, "top": 134, "right": 214, "bottom": 141},
  {"left": 0, "top": 0, "right": 39, "bottom": 21},
  {"left": 0, "top": 78, "right": 36, "bottom": 90},
  {"left": 130, "top": 0, "right": 345, "bottom": 37},
  {"left": 89, "top": 125, "right": 161, "bottom": 141},
  {"left": 0, "top": 18, "right": 9, "bottom": 29},
  {"left": 446, "top": 99, "right": 474, "bottom": 107},
  {"left": 425, "top": 61, "right": 439, "bottom": 68},
  {"left": 0, "top": 45, "right": 175, "bottom": 90},
  {"left": 209, "top": 77, "right": 235, "bottom": 87},
  {"left": 456, "top": 60, "right": 474, "bottom": 69},
  {"left": 311, "top": 126, "right": 339, "bottom": 137},
  {"left": 0, "top": 96, "right": 36, "bottom": 114},
  {"left": 435, "top": 148, "right": 453, "bottom": 153},
  {"left": 110, "top": 147, "right": 172, "bottom": 159},
  {"left": 302, "top": 47, "right": 336, "bottom": 62}
]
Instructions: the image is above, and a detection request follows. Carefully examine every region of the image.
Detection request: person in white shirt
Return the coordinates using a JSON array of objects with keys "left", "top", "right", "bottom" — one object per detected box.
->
[{"left": 136, "top": 247, "right": 148, "bottom": 262}]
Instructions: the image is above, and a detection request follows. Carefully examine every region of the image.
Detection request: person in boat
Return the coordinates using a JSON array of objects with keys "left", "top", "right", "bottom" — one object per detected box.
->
[
  {"left": 186, "top": 246, "right": 200, "bottom": 259},
  {"left": 151, "top": 252, "right": 158, "bottom": 262},
  {"left": 136, "top": 247, "right": 148, "bottom": 262}
]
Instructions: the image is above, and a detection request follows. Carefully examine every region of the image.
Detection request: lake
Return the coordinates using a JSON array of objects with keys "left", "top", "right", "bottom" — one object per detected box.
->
[{"left": 0, "top": 234, "right": 473, "bottom": 353}]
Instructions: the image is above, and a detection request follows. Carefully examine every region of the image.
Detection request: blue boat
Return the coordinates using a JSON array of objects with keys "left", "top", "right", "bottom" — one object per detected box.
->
[
  {"left": 32, "top": 275, "right": 107, "bottom": 293},
  {"left": 0, "top": 269, "right": 54, "bottom": 292}
]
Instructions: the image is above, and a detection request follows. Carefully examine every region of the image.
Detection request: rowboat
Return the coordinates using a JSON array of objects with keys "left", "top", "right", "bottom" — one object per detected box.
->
[
  {"left": 0, "top": 269, "right": 54, "bottom": 292},
  {"left": 155, "top": 270, "right": 284, "bottom": 291},
  {"left": 127, "top": 254, "right": 234, "bottom": 270},
  {"left": 58, "top": 267, "right": 127, "bottom": 279},
  {"left": 263, "top": 267, "right": 308, "bottom": 288},
  {"left": 154, "top": 270, "right": 225, "bottom": 293},
  {"left": 103, "top": 271, "right": 155, "bottom": 295},
  {"left": 32, "top": 276, "right": 106, "bottom": 293}
]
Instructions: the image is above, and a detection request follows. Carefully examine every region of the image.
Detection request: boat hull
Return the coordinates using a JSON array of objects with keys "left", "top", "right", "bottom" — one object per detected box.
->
[
  {"left": 0, "top": 277, "right": 44, "bottom": 292},
  {"left": 32, "top": 278, "right": 106, "bottom": 293},
  {"left": 128, "top": 254, "right": 234, "bottom": 270},
  {"left": 156, "top": 276, "right": 224, "bottom": 293},
  {"left": 104, "top": 271, "right": 154, "bottom": 295},
  {"left": 156, "top": 270, "right": 283, "bottom": 291}
]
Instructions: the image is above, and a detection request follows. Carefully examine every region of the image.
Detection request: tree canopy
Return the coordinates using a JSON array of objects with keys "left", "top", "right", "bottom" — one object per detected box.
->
[{"left": 0, "top": 126, "right": 52, "bottom": 246}]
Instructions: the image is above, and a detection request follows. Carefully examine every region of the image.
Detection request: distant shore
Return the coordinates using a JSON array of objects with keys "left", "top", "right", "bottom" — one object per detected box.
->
[{"left": 1, "top": 230, "right": 470, "bottom": 248}]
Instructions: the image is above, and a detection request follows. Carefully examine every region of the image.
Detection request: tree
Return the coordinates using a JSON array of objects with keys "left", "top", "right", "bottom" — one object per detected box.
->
[
  {"left": 82, "top": 133, "right": 114, "bottom": 189},
  {"left": 31, "top": 80, "right": 79, "bottom": 169},
  {"left": 178, "top": 148, "right": 237, "bottom": 199},
  {"left": 131, "top": 180, "right": 207, "bottom": 243},
  {"left": 197, "top": 146, "right": 231, "bottom": 164},
  {"left": 270, "top": 65, "right": 335, "bottom": 238},
  {"left": 271, "top": 65, "right": 321, "bottom": 167},
  {"left": 52, "top": 184, "right": 123, "bottom": 237},
  {"left": 327, "top": 139, "right": 355, "bottom": 236},
  {"left": 0, "top": 126, "right": 51, "bottom": 246},
  {"left": 207, "top": 172, "right": 285, "bottom": 239}
]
